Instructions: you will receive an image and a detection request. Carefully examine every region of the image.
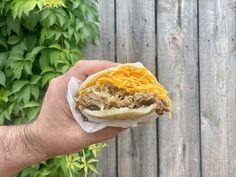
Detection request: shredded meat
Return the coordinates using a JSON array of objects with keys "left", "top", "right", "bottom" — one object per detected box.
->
[{"left": 75, "top": 84, "right": 169, "bottom": 115}]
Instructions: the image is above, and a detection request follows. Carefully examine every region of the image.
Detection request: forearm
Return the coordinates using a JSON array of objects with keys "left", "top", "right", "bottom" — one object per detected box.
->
[{"left": 0, "top": 123, "right": 48, "bottom": 177}]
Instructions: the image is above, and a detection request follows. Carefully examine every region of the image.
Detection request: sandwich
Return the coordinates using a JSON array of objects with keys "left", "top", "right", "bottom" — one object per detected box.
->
[{"left": 75, "top": 63, "right": 172, "bottom": 121}]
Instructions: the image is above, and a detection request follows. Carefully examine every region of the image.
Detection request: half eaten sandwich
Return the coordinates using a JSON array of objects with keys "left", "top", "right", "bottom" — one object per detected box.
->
[{"left": 75, "top": 63, "right": 172, "bottom": 121}]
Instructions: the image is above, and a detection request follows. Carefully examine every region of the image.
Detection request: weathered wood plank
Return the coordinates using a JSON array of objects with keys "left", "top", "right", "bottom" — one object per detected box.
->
[
  {"left": 85, "top": 1, "right": 117, "bottom": 177},
  {"left": 85, "top": 1, "right": 115, "bottom": 60},
  {"left": 116, "top": 0, "right": 157, "bottom": 177},
  {"left": 199, "top": 0, "right": 236, "bottom": 176},
  {"left": 157, "top": 0, "right": 200, "bottom": 177}
]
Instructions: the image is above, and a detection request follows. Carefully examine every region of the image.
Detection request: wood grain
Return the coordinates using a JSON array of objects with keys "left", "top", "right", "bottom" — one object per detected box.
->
[
  {"left": 199, "top": 0, "right": 236, "bottom": 176},
  {"left": 116, "top": 0, "right": 157, "bottom": 177},
  {"left": 85, "top": 1, "right": 117, "bottom": 177},
  {"left": 157, "top": 0, "right": 200, "bottom": 177},
  {"left": 85, "top": 0, "right": 115, "bottom": 60},
  {"left": 84, "top": 0, "right": 236, "bottom": 176}
]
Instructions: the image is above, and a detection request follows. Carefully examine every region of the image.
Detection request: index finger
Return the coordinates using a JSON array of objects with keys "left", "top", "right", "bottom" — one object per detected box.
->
[{"left": 66, "top": 60, "right": 119, "bottom": 80}]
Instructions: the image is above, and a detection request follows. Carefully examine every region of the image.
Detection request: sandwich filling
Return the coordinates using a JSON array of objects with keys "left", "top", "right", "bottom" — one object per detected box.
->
[
  {"left": 75, "top": 64, "right": 172, "bottom": 117},
  {"left": 76, "top": 84, "right": 170, "bottom": 115}
]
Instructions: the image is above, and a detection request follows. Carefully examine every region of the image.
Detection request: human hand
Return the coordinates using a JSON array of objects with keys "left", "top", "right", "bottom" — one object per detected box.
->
[{"left": 32, "top": 60, "right": 124, "bottom": 158}]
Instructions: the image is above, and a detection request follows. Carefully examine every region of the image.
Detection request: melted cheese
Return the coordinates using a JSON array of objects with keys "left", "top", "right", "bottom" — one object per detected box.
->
[{"left": 81, "top": 64, "right": 172, "bottom": 118}]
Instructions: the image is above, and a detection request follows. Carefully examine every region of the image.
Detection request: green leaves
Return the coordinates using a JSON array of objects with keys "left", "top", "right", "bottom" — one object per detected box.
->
[
  {"left": 0, "top": 53, "right": 7, "bottom": 69},
  {"left": 12, "top": 80, "right": 29, "bottom": 93},
  {"left": 11, "top": 0, "right": 65, "bottom": 19},
  {"left": 23, "top": 101, "right": 40, "bottom": 108},
  {"left": 0, "top": 71, "right": 6, "bottom": 87},
  {"left": 21, "top": 11, "right": 39, "bottom": 31},
  {"left": 0, "top": 37, "right": 8, "bottom": 49},
  {"left": 7, "top": 35, "right": 20, "bottom": 45},
  {"left": 0, "top": 89, "right": 11, "bottom": 103},
  {"left": 79, "top": 150, "right": 99, "bottom": 176},
  {"left": 11, "top": 76, "right": 42, "bottom": 105},
  {"left": 9, "top": 54, "right": 32, "bottom": 79},
  {"left": 1, "top": 0, "right": 102, "bottom": 176},
  {"left": 15, "top": 145, "right": 105, "bottom": 177}
]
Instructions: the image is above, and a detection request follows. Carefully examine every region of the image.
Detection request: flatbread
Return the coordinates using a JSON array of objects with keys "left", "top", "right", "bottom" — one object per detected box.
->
[{"left": 76, "top": 63, "right": 159, "bottom": 121}]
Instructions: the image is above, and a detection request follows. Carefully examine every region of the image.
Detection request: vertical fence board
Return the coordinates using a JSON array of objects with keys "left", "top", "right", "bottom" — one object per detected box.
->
[
  {"left": 199, "top": 0, "right": 236, "bottom": 176},
  {"left": 85, "top": 1, "right": 117, "bottom": 177},
  {"left": 157, "top": 0, "right": 200, "bottom": 177},
  {"left": 116, "top": 0, "right": 157, "bottom": 177}
]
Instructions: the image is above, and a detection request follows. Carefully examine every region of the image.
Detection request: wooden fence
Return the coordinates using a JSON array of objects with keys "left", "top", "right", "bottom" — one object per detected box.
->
[{"left": 85, "top": 0, "right": 236, "bottom": 177}]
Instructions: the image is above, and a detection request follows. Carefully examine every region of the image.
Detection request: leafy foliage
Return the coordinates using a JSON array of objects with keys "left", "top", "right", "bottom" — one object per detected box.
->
[
  {"left": 13, "top": 144, "right": 107, "bottom": 177},
  {"left": 0, "top": 0, "right": 103, "bottom": 176}
]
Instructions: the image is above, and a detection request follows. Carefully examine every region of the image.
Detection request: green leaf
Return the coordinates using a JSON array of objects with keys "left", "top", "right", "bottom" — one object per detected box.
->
[
  {"left": 31, "top": 85, "right": 40, "bottom": 100},
  {"left": 0, "top": 37, "right": 8, "bottom": 49},
  {"left": 39, "top": 169, "right": 51, "bottom": 176},
  {"left": 55, "top": 11, "right": 66, "bottom": 26},
  {"left": 1, "top": 109, "right": 11, "bottom": 121},
  {"left": 49, "top": 50, "right": 66, "bottom": 68},
  {"left": 12, "top": 0, "right": 39, "bottom": 18},
  {"left": 68, "top": 27, "right": 74, "bottom": 40},
  {"left": 22, "top": 85, "right": 31, "bottom": 104},
  {"left": 58, "top": 64, "right": 70, "bottom": 73},
  {"left": 0, "top": 90, "right": 11, "bottom": 102},
  {"left": 0, "top": 53, "right": 8, "bottom": 69},
  {"left": 40, "top": 9, "right": 52, "bottom": 21},
  {"left": 8, "top": 35, "right": 21, "bottom": 45},
  {"left": 88, "top": 164, "right": 99, "bottom": 174},
  {"left": 54, "top": 31, "right": 62, "bottom": 41},
  {"left": 23, "top": 101, "right": 40, "bottom": 108},
  {"left": 48, "top": 44, "right": 62, "bottom": 50},
  {"left": 39, "top": 51, "right": 50, "bottom": 69},
  {"left": 72, "top": 0, "right": 82, "bottom": 9},
  {"left": 0, "top": 114, "right": 4, "bottom": 125},
  {"left": 12, "top": 80, "right": 29, "bottom": 93},
  {"left": 87, "top": 159, "right": 99, "bottom": 164},
  {"left": 18, "top": 168, "right": 31, "bottom": 177},
  {"left": 0, "top": 71, "right": 6, "bottom": 87},
  {"left": 75, "top": 19, "right": 84, "bottom": 31},
  {"left": 6, "top": 15, "right": 17, "bottom": 35},
  {"left": 22, "top": 0, "right": 38, "bottom": 16},
  {"left": 48, "top": 13, "right": 56, "bottom": 27},
  {"left": 30, "top": 75, "right": 41, "bottom": 85},
  {"left": 27, "top": 107, "right": 40, "bottom": 121},
  {"left": 74, "top": 32, "right": 80, "bottom": 45},
  {"left": 21, "top": 11, "right": 39, "bottom": 31},
  {"left": 40, "top": 67, "right": 55, "bottom": 75},
  {"left": 24, "top": 61, "right": 32, "bottom": 75},
  {"left": 12, "top": 62, "right": 24, "bottom": 79},
  {"left": 6, "top": 16, "right": 21, "bottom": 36},
  {"left": 30, "top": 46, "right": 45, "bottom": 56},
  {"left": 8, "top": 103, "right": 14, "bottom": 115}
]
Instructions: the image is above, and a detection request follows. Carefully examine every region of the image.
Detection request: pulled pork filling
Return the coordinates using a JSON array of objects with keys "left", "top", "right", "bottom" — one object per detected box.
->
[{"left": 76, "top": 84, "right": 170, "bottom": 115}]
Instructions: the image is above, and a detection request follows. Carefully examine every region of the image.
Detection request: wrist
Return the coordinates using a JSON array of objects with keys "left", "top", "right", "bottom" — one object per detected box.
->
[
  {"left": 0, "top": 124, "right": 49, "bottom": 176},
  {"left": 23, "top": 122, "right": 49, "bottom": 160},
  {"left": 33, "top": 115, "right": 65, "bottom": 158}
]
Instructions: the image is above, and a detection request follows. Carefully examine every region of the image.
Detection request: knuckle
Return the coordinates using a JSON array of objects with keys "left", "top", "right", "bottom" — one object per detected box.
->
[
  {"left": 48, "top": 76, "right": 62, "bottom": 88},
  {"left": 75, "top": 60, "right": 86, "bottom": 69}
]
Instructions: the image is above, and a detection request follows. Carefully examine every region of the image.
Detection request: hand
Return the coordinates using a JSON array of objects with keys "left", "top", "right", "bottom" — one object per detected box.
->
[
  {"left": 0, "top": 60, "right": 124, "bottom": 176},
  {"left": 33, "top": 60, "right": 123, "bottom": 157}
]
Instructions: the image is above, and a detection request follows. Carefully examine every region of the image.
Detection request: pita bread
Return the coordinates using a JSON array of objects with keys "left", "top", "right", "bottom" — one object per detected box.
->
[{"left": 76, "top": 63, "right": 162, "bottom": 121}]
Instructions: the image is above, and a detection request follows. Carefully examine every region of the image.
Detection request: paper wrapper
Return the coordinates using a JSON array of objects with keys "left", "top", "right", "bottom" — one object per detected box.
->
[{"left": 67, "top": 77, "right": 158, "bottom": 133}]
